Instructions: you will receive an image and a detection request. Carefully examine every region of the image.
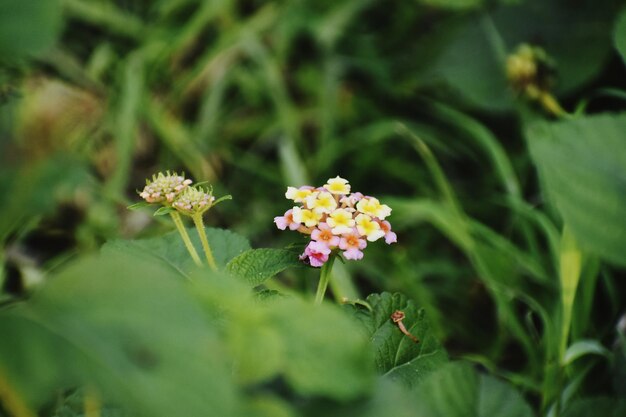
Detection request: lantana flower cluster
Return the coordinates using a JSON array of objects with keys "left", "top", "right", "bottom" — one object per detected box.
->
[
  {"left": 138, "top": 171, "right": 216, "bottom": 215},
  {"left": 275, "top": 176, "right": 396, "bottom": 267}
]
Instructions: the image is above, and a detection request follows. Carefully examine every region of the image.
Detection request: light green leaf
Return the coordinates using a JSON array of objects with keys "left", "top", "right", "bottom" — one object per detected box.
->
[
  {"left": 270, "top": 299, "right": 374, "bottom": 399},
  {"left": 350, "top": 292, "right": 448, "bottom": 389},
  {"left": 0, "top": 0, "right": 63, "bottom": 60},
  {"left": 563, "top": 397, "right": 626, "bottom": 417},
  {"left": 413, "top": 362, "right": 535, "bottom": 417},
  {"left": 615, "top": 8, "right": 626, "bottom": 65},
  {"left": 226, "top": 248, "right": 302, "bottom": 286},
  {"left": 0, "top": 252, "right": 239, "bottom": 416},
  {"left": 191, "top": 272, "right": 375, "bottom": 400},
  {"left": 103, "top": 227, "right": 251, "bottom": 275},
  {"left": 527, "top": 113, "right": 626, "bottom": 266}
]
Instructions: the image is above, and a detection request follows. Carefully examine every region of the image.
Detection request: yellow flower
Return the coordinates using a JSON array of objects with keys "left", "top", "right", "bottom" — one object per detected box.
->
[
  {"left": 356, "top": 197, "right": 391, "bottom": 220},
  {"left": 285, "top": 186, "right": 314, "bottom": 203},
  {"left": 326, "top": 208, "right": 355, "bottom": 235},
  {"left": 305, "top": 191, "right": 337, "bottom": 214},
  {"left": 323, "top": 176, "right": 351, "bottom": 195},
  {"left": 292, "top": 206, "right": 323, "bottom": 227},
  {"left": 355, "top": 214, "right": 385, "bottom": 242}
]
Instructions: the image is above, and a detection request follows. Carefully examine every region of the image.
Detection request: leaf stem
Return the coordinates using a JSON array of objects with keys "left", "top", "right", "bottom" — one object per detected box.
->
[
  {"left": 192, "top": 214, "right": 218, "bottom": 271},
  {"left": 170, "top": 212, "right": 202, "bottom": 266},
  {"left": 314, "top": 255, "right": 336, "bottom": 305}
]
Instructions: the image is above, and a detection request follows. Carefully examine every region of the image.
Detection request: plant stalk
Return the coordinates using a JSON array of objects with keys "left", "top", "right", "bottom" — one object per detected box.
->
[
  {"left": 314, "top": 255, "right": 336, "bottom": 305},
  {"left": 170, "top": 212, "right": 202, "bottom": 266},
  {"left": 192, "top": 214, "right": 218, "bottom": 271}
]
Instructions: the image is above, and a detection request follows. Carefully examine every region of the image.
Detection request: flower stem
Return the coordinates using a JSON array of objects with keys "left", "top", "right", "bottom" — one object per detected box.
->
[
  {"left": 192, "top": 214, "right": 218, "bottom": 271},
  {"left": 540, "top": 92, "right": 567, "bottom": 118},
  {"left": 314, "top": 255, "right": 336, "bottom": 305},
  {"left": 170, "top": 212, "right": 202, "bottom": 266}
]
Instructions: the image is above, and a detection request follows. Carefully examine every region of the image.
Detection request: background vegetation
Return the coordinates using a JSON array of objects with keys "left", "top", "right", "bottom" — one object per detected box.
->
[{"left": 1, "top": 0, "right": 625, "bottom": 416}]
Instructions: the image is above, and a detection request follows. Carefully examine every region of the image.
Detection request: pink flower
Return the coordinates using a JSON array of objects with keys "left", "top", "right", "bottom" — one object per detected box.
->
[
  {"left": 274, "top": 209, "right": 300, "bottom": 231},
  {"left": 378, "top": 220, "right": 397, "bottom": 244},
  {"left": 339, "top": 229, "right": 367, "bottom": 260},
  {"left": 300, "top": 241, "right": 331, "bottom": 267},
  {"left": 311, "top": 223, "right": 340, "bottom": 248}
]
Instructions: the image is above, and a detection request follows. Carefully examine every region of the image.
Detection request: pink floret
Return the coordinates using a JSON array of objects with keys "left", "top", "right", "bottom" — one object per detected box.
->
[{"left": 301, "top": 241, "right": 331, "bottom": 267}]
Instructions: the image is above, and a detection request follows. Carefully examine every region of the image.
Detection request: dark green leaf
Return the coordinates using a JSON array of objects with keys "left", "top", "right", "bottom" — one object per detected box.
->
[
  {"left": 417, "top": 0, "right": 483, "bottom": 10},
  {"left": 615, "top": 8, "right": 626, "bottom": 65},
  {"left": 0, "top": 0, "right": 63, "bottom": 61},
  {"left": 563, "top": 397, "right": 626, "bottom": 417},
  {"left": 226, "top": 248, "right": 302, "bottom": 286},
  {"left": 350, "top": 292, "right": 448, "bottom": 389},
  {"left": 527, "top": 113, "right": 626, "bottom": 266},
  {"left": 413, "top": 362, "right": 535, "bottom": 417}
]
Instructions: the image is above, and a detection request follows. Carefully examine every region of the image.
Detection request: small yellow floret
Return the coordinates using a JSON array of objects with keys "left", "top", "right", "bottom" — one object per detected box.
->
[
  {"left": 292, "top": 206, "right": 323, "bottom": 227},
  {"left": 324, "top": 176, "right": 351, "bottom": 195},
  {"left": 286, "top": 187, "right": 314, "bottom": 203},
  {"left": 327, "top": 209, "right": 355, "bottom": 235},
  {"left": 356, "top": 197, "right": 392, "bottom": 220},
  {"left": 305, "top": 191, "right": 337, "bottom": 214},
  {"left": 355, "top": 214, "right": 385, "bottom": 242}
]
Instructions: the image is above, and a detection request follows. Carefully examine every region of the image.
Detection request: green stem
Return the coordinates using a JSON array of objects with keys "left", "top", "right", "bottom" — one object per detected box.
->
[
  {"left": 170, "top": 212, "right": 202, "bottom": 266},
  {"left": 192, "top": 214, "right": 217, "bottom": 271},
  {"left": 314, "top": 255, "right": 336, "bottom": 305}
]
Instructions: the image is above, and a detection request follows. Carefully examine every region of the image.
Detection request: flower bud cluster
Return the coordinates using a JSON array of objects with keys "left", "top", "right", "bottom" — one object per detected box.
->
[
  {"left": 275, "top": 176, "right": 396, "bottom": 267},
  {"left": 139, "top": 171, "right": 192, "bottom": 204},
  {"left": 506, "top": 43, "right": 555, "bottom": 99},
  {"left": 138, "top": 171, "right": 217, "bottom": 216},
  {"left": 172, "top": 186, "right": 216, "bottom": 216}
]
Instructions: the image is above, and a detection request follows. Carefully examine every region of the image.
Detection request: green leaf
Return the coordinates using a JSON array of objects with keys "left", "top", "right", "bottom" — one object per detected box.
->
[
  {"left": 527, "top": 113, "right": 626, "bottom": 266},
  {"left": 417, "top": 0, "right": 483, "bottom": 10},
  {"left": 492, "top": 0, "right": 618, "bottom": 96},
  {"left": 0, "top": 0, "right": 63, "bottom": 61},
  {"left": 0, "top": 252, "right": 239, "bottom": 416},
  {"left": 189, "top": 271, "right": 375, "bottom": 400},
  {"left": 563, "top": 397, "right": 626, "bottom": 417},
  {"left": 615, "top": 8, "right": 626, "bottom": 65},
  {"left": 413, "top": 362, "right": 535, "bottom": 417},
  {"left": 350, "top": 292, "right": 448, "bottom": 389},
  {"left": 102, "top": 227, "right": 251, "bottom": 276},
  {"left": 226, "top": 248, "right": 302, "bottom": 286},
  {"left": 563, "top": 340, "right": 611, "bottom": 366},
  {"left": 429, "top": 14, "right": 512, "bottom": 113},
  {"left": 0, "top": 154, "right": 90, "bottom": 242},
  {"left": 153, "top": 206, "right": 175, "bottom": 216},
  {"left": 126, "top": 201, "right": 152, "bottom": 210},
  {"left": 301, "top": 379, "right": 420, "bottom": 417},
  {"left": 269, "top": 299, "right": 374, "bottom": 399}
]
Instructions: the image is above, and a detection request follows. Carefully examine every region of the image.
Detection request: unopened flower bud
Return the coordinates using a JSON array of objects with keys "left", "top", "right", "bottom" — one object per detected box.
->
[
  {"left": 139, "top": 171, "right": 192, "bottom": 205},
  {"left": 172, "top": 186, "right": 215, "bottom": 216}
]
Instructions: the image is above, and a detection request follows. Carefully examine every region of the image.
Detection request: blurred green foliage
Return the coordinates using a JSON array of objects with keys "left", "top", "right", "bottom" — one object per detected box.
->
[{"left": 1, "top": 0, "right": 626, "bottom": 416}]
